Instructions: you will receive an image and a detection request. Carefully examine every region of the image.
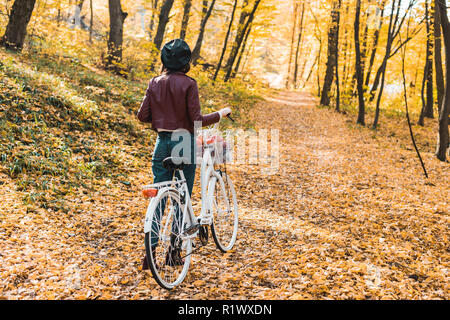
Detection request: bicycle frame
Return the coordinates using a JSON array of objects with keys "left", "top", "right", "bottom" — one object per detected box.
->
[
  {"left": 142, "top": 119, "right": 238, "bottom": 290},
  {"left": 143, "top": 130, "right": 223, "bottom": 238}
]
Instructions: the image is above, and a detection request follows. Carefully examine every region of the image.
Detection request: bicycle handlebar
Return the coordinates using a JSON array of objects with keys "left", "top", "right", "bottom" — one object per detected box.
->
[
  {"left": 226, "top": 114, "right": 235, "bottom": 123},
  {"left": 210, "top": 112, "right": 234, "bottom": 131}
]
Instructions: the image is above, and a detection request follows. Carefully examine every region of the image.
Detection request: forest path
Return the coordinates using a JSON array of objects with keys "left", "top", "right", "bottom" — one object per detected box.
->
[
  {"left": 1, "top": 91, "right": 448, "bottom": 300},
  {"left": 142, "top": 90, "right": 449, "bottom": 299}
]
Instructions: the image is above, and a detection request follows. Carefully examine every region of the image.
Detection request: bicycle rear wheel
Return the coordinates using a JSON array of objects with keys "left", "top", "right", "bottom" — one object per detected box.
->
[
  {"left": 209, "top": 172, "right": 238, "bottom": 252},
  {"left": 144, "top": 189, "right": 192, "bottom": 290}
]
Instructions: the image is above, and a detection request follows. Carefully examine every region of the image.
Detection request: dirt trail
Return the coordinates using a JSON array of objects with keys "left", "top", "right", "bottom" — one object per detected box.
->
[
  {"left": 1, "top": 91, "right": 448, "bottom": 299},
  {"left": 147, "top": 91, "right": 449, "bottom": 299}
]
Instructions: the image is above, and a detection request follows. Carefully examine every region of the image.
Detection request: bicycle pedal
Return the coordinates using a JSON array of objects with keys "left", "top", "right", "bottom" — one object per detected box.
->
[
  {"left": 199, "top": 225, "right": 209, "bottom": 246},
  {"left": 184, "top": 224, "right": 200, "bottom": 236}
]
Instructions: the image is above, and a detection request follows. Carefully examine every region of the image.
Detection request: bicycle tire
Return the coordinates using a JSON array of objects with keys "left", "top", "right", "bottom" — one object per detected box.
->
[
  {"left": 209, "top": 172, "right": 238, "bottom": 252},
  {"left": 144, "top": 188, "right": 192, "bottom": 290}
]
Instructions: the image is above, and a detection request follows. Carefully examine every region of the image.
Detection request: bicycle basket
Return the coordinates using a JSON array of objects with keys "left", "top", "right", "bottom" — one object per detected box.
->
[{"left": 196, "top": 128, "right": 233, "bottom": 165}]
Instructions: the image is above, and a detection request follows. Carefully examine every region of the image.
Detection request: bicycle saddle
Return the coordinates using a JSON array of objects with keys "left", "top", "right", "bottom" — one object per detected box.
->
[{"left": 162, "top": 157, "right": 190, "bottom": 170}]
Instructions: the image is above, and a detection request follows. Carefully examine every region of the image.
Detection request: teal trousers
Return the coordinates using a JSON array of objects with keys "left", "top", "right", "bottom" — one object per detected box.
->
[{"left": 150, "top": 132, "right": 196, "bottom": 247}]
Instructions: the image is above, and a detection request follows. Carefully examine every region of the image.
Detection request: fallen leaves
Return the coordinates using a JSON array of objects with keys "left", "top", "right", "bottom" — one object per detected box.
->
[{"left": 1, "top": 90, "right": 449, "bottom": 300}]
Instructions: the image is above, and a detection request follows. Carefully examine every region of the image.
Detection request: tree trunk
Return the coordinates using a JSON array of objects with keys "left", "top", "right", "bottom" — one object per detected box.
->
[
  {"left": 317, "top": 35, "right": 322, "bottom": 97},
  {"left": 434, "top": 0, "right": 445, "bottom": 114},
  {"left": 191, "top": 0, "right": 217, "bottom": 65},
  {"left": 240, "top": 38, "right": 254, "bottom": 78},
  {"left": 153, "top": 0, "right": 175, "bottom": 51},
  {"left": 317, "top": 41, "right": 322, "bottom": 97},
  {"left": 360, "top": 5, "right": 371, "bottom": 74},
  {"left": 372, "top": 0, "right": 399, "bottom": 127},
  {"left": 355, "top": 0, "right": 365, "bottom": 125},
  {"left": 303, "top": 53, "right": 319, "bottom": 88},
  {"left": 0, "top": 0, "right": 36, "bottom": 51},
  {"left": 149, "top": 0, "right": 159, "bottom": 38},
  {"left": 89, "top": 0, "right": 93, "bottom": 43},
  {"left": 352, "top": 1, "right": 372, "bottom": 91},
  {"left": 419, "top": 0, "right": 435, "bottom": 125},
  {"left": 424, "top": 0, "right": 435, "bottom": 119},
  {"left": 342, "top": 3, "right": 351, "bottom": 89},
  {"left": 224, "top": 0, "right": 261, "bottom": 82},
  {"left": 57, "top": 1, "right": 62, "bottom": 26},
  {"left": 419, "top": 57, "right": 429, "bottom": 126},
  {"left": 436, "top": 0, "right": 450, "bottom": 161},
  {"left": 320, "top": 0, "right": 340, "bottom": 106},
  {"left": 232, "top": 23, "right": 253, "bottom": 78},
  {"left": 365, "top": 3, "right": 385, "bottom": 87},
  {"left": 310, "top": 9, "right": 323, "bottom": 96},
  {"left": 293, "top": 2, "right": 306, "bottom": 89},
  {"left": 286, "top": 1, "right": 300, "bottom": 89},
  {"left": 369, "top": 62, "right": 383, "bottom": 101},
  {"left": 224, "top": 0, "right": 249, "bottom": 70},
  {"left": 335, "top": 0, "right": 341, "bottom": 112},
  {"left": 298, "top": 57, "right": 308, "bottom": 87},
  {"left": 180, "top": 0, "right": 192, "bottom": 40},
  {"left": 107, "top": 0, "right": 127, "bottom": 73},
  {"left": 213, "top": 0, "right": 238, "bottom": 82},
  {"left": 369, "top": 0, "right": 403, "bottom": 102}
]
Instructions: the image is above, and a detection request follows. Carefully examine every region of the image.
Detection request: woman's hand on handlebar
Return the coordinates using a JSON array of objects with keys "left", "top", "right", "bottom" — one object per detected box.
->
[{"left": 219, "top": 107, "right": 232, "bottom": 119}]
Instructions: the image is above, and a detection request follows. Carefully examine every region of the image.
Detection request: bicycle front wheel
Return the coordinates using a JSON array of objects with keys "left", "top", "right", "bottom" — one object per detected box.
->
[
  {"left": 209, "top": 172, "right": 238, "bottom": 252},
  {"left": 144, "top": 189, "right": 192, "bottom": 290}
]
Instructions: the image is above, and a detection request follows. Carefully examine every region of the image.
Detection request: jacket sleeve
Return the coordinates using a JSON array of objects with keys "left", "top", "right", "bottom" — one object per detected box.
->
[
  {"left": 187, "top": 81, "right": 220, "bottom": 127},
  {"left": 137, "top": 80, "right": 152, "bottom": 123}
]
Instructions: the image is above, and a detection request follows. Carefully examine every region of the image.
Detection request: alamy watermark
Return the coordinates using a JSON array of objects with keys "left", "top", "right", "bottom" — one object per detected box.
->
[{"left": 167, "top": 121, "right": 280, "bottom": 174}]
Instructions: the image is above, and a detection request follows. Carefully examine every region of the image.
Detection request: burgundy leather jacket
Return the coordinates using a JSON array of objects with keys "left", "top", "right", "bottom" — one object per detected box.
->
[{"left": 137, "top": 72, "right": 220, "bottom": 133}]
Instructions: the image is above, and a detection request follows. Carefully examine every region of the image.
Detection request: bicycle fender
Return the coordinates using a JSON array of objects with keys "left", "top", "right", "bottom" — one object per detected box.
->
[{"left": 143, "top": 187, "right": 176, "bottom": 234}]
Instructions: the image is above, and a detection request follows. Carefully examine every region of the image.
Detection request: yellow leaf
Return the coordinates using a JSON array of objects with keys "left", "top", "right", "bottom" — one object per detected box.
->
[{"left": 192, "top": 280, "right": 206, "bottom": 286}]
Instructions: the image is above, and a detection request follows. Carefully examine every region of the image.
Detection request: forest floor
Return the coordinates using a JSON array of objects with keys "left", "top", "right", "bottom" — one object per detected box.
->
[{"left": 1, "top": 91, "right": 449, "bottom": 300}]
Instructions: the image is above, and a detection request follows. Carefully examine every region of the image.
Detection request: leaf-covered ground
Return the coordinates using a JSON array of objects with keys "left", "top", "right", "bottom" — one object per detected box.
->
[{"left": 1, "top": 91, "right": 449, "bottom": 300}]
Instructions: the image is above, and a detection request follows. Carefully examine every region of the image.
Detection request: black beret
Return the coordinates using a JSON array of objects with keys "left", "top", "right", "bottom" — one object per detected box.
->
[{"left": 161, "top": 39, "right": 192, "bottom": 70}]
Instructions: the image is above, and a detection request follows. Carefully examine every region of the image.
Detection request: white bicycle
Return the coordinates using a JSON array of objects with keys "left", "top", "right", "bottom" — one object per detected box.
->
[{"left": 141, "top": 120, "right": 238, "bottom": 290}]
